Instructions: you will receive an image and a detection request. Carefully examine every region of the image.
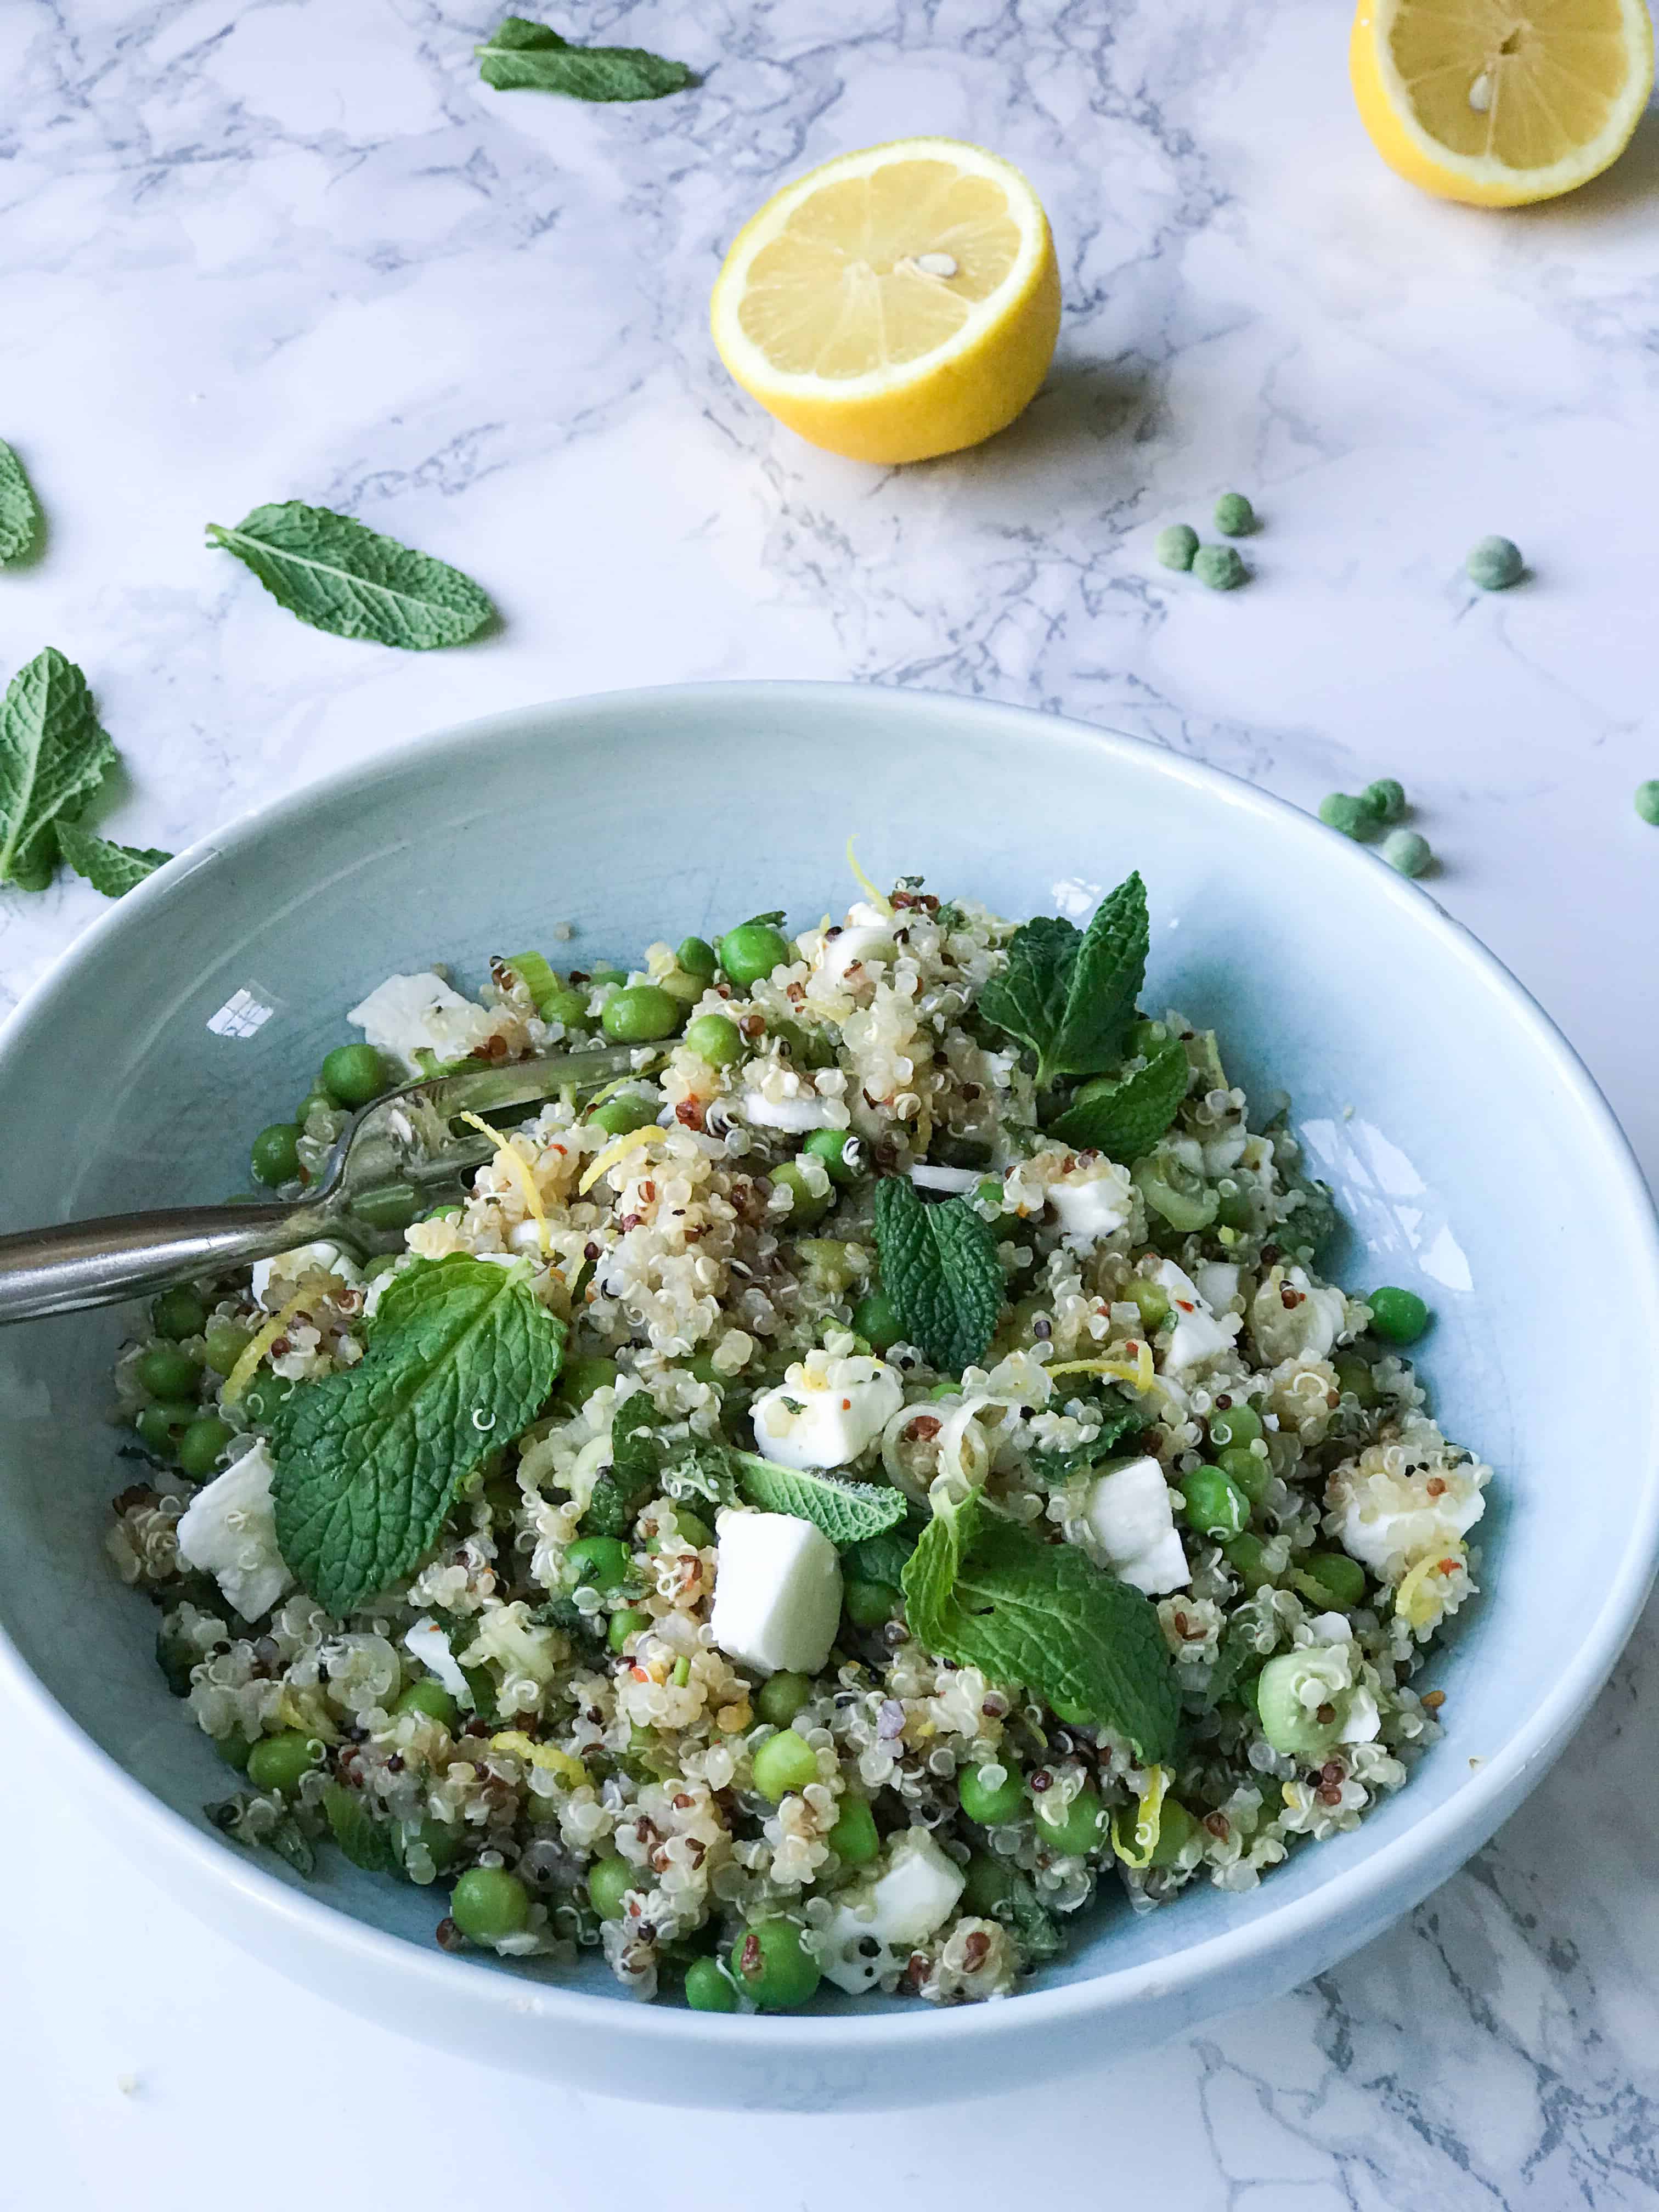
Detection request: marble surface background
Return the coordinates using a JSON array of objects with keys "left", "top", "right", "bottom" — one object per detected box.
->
[{"left": 3, "top": 1, "right": 1658, "bottom": 2204}]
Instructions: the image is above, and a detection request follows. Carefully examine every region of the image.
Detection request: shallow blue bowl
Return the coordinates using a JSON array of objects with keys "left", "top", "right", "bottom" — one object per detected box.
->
[{"left": 1, "top": 683, "right": 1655, "bottom": 2108}]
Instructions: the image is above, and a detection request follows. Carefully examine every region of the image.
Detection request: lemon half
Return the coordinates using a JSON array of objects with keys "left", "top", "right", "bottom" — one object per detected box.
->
[
  {"left": 1351, "top": 0, "right": 1654, "bottom": 206},
  {"left": 710, "top": 138, "right": 1060, "bottom": 465}
]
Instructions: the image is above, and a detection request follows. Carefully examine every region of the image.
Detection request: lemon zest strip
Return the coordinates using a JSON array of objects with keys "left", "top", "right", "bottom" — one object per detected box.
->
[
  {"left": 578, "top": 1122, "right": 658, "bottom": 1197},
  {"left": 1110, "top": 1764, "right": 1169, "bottom": 1868},
  {"left": 845, "top": 836, "right": 894, "bottom": 918},
  {"left": 1046, "top": 1344, "right": 1156, "bottom": 1393},
  {"left": 489, "top": 1730, "right": 586, "bottom": 1787},
  {"left": 223, "top": 1290, "right": 314, "bottom": 1406},
  {"left": 460, "top": 1111, "right": 551, "bottom": 1255}
]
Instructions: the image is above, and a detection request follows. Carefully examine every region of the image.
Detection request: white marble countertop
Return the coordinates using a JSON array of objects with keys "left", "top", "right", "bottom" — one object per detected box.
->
[{"left": 3, "top": 1, "right": 1658, "bottom": 2202}]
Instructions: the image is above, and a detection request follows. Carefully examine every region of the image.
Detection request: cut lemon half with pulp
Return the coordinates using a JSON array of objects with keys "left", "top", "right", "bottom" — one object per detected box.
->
[
  {"left": 1351, "top": 0, "right": 1654, "bottom": 206},
  {"left": 710, "top": 138, "right": 1060, "bottom": 465}
]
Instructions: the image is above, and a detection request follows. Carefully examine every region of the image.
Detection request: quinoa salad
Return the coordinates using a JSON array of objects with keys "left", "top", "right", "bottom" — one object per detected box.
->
[{"left": 107, "top": 868, "right": 1487, "bottom": 2014}]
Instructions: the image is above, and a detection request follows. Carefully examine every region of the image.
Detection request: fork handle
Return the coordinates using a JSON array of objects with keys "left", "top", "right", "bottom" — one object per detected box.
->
[{"left": 0, "top": 1201, "right": 336, "bottom": 1323}]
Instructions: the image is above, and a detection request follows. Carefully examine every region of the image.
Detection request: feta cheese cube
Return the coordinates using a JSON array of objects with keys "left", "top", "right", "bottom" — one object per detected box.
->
[
  {"left": 404, "top": 1618, "right": 471, "bottom": 1705},
  {"left": 1154, "top": 1258, "right": 1233, "bottom": 1375},
  {"left": 175, "top": 1441, "right": 292, "bottom": 1621},
  {"left": 1084, "top": 1454, "right": 1190, "bottom": 1595},
  {"left": 710, "top": 1510, "right": 842, "bottom": 1675},
  {"left": 348, "top": 970, "right": 495, "bottom": 1078},
  {"left": 820, "top": 1828, "right": 966, "bottom": 1993},
  {"left": 1048, "top": 1160, "right": 1133, "bottom": 1246},
  {"left": 1194, "top": 1261, "right": 1240, "bottom": 1312},
  {"left": 749, "top": 1356, "right": 903, "bottom": 1471}
]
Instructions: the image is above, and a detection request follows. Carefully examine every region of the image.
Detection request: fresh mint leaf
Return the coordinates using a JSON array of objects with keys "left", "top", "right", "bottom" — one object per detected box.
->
[
  {"left": 903, "top": 1489, "right": 1178, "bottom": 1760},
  {"left": 206, "top": 502, "right": 495, "bottom": 651},
  {"left": 477, "top": 18, "right": 693, "bottom": 100},
  {"left": 979, "top": 873, "right": 1149, "bottom": 1086},
  {"left": 56, "top": 819, "right": 171, "bottom": 899},
  {"left": 872, "top": 1177, "right": 1004, "bottom": 1373},
  {"left": 0, "top": 442, "right": 41, "bottom": 565},
  {"left": 0, "top": 649, "right": 117, "bottom": 888},
  {"left": 1003, "top": 1871, "right": 1063, "bottom": 1961},
  {"left": 322, "top": 1783, "right": 396, "bottom": 1874},
  {"left": 1048, "top": 1032, "right": 1189, "bottom": 1158},
  {"left": 730, "top": 1451, "right": 907, "bottom": 1546},
  {"left": 1025, "top": 1389, "right": 1149, "bottom": 1485},
  {"left": 843, "top": 1520, "right": 922, "bottom": 1589},
  {"left": 270, "top": 1255, "right": 565, "bottom": 1613}
]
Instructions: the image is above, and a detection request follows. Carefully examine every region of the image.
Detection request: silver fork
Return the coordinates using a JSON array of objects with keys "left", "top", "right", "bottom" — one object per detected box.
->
[{"left": 0, "top": 1045, "right": 640, "bottom": 1324}]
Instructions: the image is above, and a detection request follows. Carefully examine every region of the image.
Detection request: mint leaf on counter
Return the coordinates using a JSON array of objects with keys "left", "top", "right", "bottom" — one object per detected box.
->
[
  {"left": 1048, "top": 1031, "right": 1190, "bottom": 1158},
  {"left": 477, "top": 18, "right": 693, "bottom": 100},
  {"left": 902, "top": 1487, "right": 1178, "bottom": 1761},
  {"left": 0, "top": 649, "right": 117, "bottom": 888},
  {"left": 0, "top": 442, "right": 41, "bottom": 566},
  {"left": 57, "top": 820, "right": 171, "bottom": 899},
  {"left": 980, "top": 872, "right": 1149, "bottom": 1086},
  {"left": 270, "top": 1255, "right": 565, "bottom": 1614},
  {"left": 731, "top": 1451, "right": 908, "bottom": 1546},
  {"left": 206, "top": 502, "right": 495, "bottom": 650},
  {"left": 873, "top": 1176, "right": 1004, "bottom": 1374}
]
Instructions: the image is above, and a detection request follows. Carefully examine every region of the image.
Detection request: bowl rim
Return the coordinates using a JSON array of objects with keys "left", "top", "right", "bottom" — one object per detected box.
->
[{"left": 2, "top": 676, "right": 1656, "bottom": 2061}]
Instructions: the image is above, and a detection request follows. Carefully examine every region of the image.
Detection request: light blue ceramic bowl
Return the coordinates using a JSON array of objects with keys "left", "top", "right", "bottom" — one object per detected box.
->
[{"left": 1, "top": 683, "right": 1655, "bottom": 2109}]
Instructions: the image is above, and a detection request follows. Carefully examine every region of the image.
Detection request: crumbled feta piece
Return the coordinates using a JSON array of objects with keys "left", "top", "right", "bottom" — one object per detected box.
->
[
  {"left": 710, "top": 1510, "right": 842, "bottom": 1675},
  {"left": 175, "top": 1441, "right": 292, "bottom": 1621},
  {"left": 348, "top": 970, "right": 494, "bottom": 1077},
  {"left": 1340, "top": 1686, "right": 1381, "bottom": 1743},
  {"left": 1203, "top": 1131, "right": 1248, "bottom": 1176},
  {"left": 820, "top": 1828, "right": 966, "bottom": 1993},
  {"left": 740, "top": 1090, "right": 840, "bottom": 1133},
  {"left": 818, "top": 906, "right": 897, "bottom": 988},
  {"left": 1250, "top": 1266, "right": 1348, "bottom": 1364},
  {"left": 750, "top": 1356, "right": 902, "bottom": 1471},
  {"left": 1084, "top": 1454, "right": 1189, "bottom": 1595},
  {"left": 250, "top": 1240, "right": 362, "bottom": 1312},
  {"left": 1048, "top": 1159, "right": 1133, "bottom": 1246},
  {"left": 1330, "top": 1464, "right": 1485, "bottom": 1580},
  {"left": 1194, "top": 1261, "right": 1240, "bottom": 1312},
  {"left": 1154, "top": 1258, "right": 1233, "bottom": 1375},
  {"left": 909, "top": 1164, "right": 984, "bottom": 1194},
  {"left": 403, "top": 1618, "right": 471, "bottom": 1704}
]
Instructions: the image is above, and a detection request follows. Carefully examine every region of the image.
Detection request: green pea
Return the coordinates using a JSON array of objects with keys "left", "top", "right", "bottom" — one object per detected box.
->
[
  {"left": 136, "top": 1400, "right": 198, "bottom": 1458},
  {"left": 1034, "top": 1780, "right": 1104, "bottom": 1856},
  {"left": 426, "top": 1201, "right": 462, "bottom": 1222},
  {"left": 752, "top": 1727, "right": 818, "bottom": 1802},
  {"left": 1333, "top": 1353, "right": 1380, "bottom": 1408},
  {"left": 136, "top": 1345, "right": 201, "bottom": 1400},
  {"left": 682, "top": 1012, "right": 743, "bottom": 1068},
  {"left": 1368, "top": 1285, "right": 1430, "bottom": 1344},
  {"left": 586, "top": 1094, "right": 658, "bottom": 1138},
  {"left": 245, "top": 1730, "right": 323, "bottom": 1797},
  {"left": 1213, "top": 490, "right": 1257, "bottom": 536},
  {"left": 843, "top": 1578, "right": 900, "bottom": 1630},
  {"left": 1193, "top": 543, "right": 1246, "bottom": 591},
  {"left": 394, "top": 1680, "right": 460, "bottom": 1728},
  {"left": 601, "top": 985, "right": 683, "bottom": 1044},
  {"left": 587, "top": 1854, "right": 636, "bottom": 1921},
  {"left": 754, "top": 1673, "right": 812, "bottom": 1728},
  {"left": 319, "top": 1042, "right": 387, "bottom": 1108},
  {"left": 827, "top": 1796, "right": 880, "bottom": 1869},
  {"left": 802, "top": 1127, "right": 861, "bottom": 1184},
  {"left": 717, "top": 922, "right": 791, "bottom": 990},
  {"left": 249, "top": 1122, "right": 301, "bottom": 1187},
  {"left": 1256, "top": 1653, "right": 1347, "bottom": 1759},
  {"left": 1133, "top": 1155, "right": 1218, "bottom": 1233},
  {"left": 1291, "top": 1551, "right": 1368, "bottom": 1611},
  {"left": 1124, "top": 1277, "right": 1171, "bottom": 1331},
  {"left": 961, "top": 1852, "right": 1014, "bottom": 1914},
  {"left": 851, "top": 1290, "right": 902, "bottom": 1352},
  {"left": 607, "top": 1607, "right": 652, "bottom": 1654},
  {"left": 450, "top": 1866, "right": 531, "bottom": 1943},
  {"left": 1207, "top": 1401, "right": 1262, "bottom": 1453},
  {"left": 733, "top": 1917, "right": 821, "bottom": 2010},
  {"left": 1223, "top": 1531, "right": 1278, "bottom": 1592},
  {"left": 240, "top": 1372, "right": 295, "bottom": 1425},
  {"left": 216, "top": 1731, "right": 254, "bottom": 1773},
  {"left": 1216, "top": 1443, "right": 1271, "bottom": 1504},
  {"left": 202, "top": 1317, "right": 252, "bottom": 1375},
  {"left": 1181, "top": 1463, "right": 1250, "bottom": 1539},
  {"left": 400, "top": 1817, "right": 461, "bottom": 1877},
  {"left": 297, "top": 1088, "right": 341, "bottom": 1128},
  {"left": 1215, "top": 1178, "right": 1255, "bottom": 1230},
  {"left": 658, "top": 966, "right": 707, "bottom": 1006},
  {"left": 1362, "top": 778, "right": 1407, "bottom": 825},
  {"left": 795, "top": 1238, "right": 860, "bottom": 1294},
  {"left": 959, "top": 1761, "right": 1025, "bottom": 1826},
  {"left": 153, "top": 1286, "right": 209, "bottom": 1342},
  {"left": 1381, "top": 828, "right": 1432, "bottom": 878},
  {"left": 178, "top": 1417, "right": 235, "bottom": 1481},
  {"left": 1154, "top": 522, "right": 1199, "bottom": 572},
  {"left": 684, "top": 1955, "right": 740, "bottom": 2013},
  {"left": 539, "top": 984, "right": 589, "bottom": 1028},
  {"left": 556, "top": 1356, "right": 619, "bottom": 1408},
  {"left": 1319, "top": 793, "right": 1373, "bottom": 840},
  {"left": 768, "top": 1160, "right": 831, "bottom": 1227},
  {"left": 676, "top": 935, "right": 718, "bottom": 980},
  {"left": 1635, "top": 779, "right": 1659, "bottom": 827},
  {"left": 1149, "top": 1797, "right": 1201, "bottom": 1867},
  {"left": 1465, "top": 534, "right": 1523, "bottom": 590},
  {"left": 566, "top": 1536, "right": 630, "bottom": 1593}
]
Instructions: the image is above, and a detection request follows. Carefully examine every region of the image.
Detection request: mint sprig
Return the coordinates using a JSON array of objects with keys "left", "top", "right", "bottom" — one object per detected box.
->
[
  {"left": 0, "top": 442, "right": 41, "bottom": 566},
  {"left": 872, "top": 1177, "right": 1004, "bottom": 1374},
  {"left": 730, "top": 1452, "right": 907, "bottom": 1546},
  {"left": 477, "top": 18, "right": 693, "bottom": 100},
  {"left": 1048, "top": 1031, "right": 1190, "bottom": 1158},
  {"left": 902, "top": 1486, "right": 1179, "bottom": 1760},
  {"left": 0, "top": 648, "right": 117, "bottom": 888},
  {"left": 979, "top": 872, "right": 1149, "bottom": 1087},
  {"left": 207, "top": 502, "right": 495, "bottom": 651},
  {"left": 57, "top": 820, "right": 171, "bottom": 899},
  {"left": 270, "top": 1255, "right": 565, "bottom": 1613}
]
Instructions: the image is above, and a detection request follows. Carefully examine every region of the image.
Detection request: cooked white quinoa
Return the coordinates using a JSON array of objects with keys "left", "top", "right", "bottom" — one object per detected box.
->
[{"left": 108, "top": 876, "right": 1486, "bottom": 2012}]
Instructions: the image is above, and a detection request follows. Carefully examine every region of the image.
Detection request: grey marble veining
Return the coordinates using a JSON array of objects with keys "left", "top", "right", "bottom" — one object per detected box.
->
[{"left": 2, "top": 2, "right": 1658, "bottom": 2203}]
